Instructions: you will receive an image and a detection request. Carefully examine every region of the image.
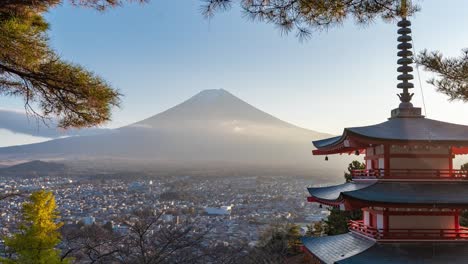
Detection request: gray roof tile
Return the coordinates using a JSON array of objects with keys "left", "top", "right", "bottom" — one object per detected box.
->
[
  {"left": 344, "top": 181, "right": 468, "bottom": 205},
  {"left": 337, "top": 242, "right": 468, "bottom": 264},
  {"left": 308, "top": 181, "right": 468, "bottom": 205},
  {"left": 308, "top": 182, "right": 375, "bottom": 201},
  {"left": 313, "top": 117, "right": 468, "bottom": 148},
  {"left": 302, "top": 233, "right": 375, "bottom": 264}
]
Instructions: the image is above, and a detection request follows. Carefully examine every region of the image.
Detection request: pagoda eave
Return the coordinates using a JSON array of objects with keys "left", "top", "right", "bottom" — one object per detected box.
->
[
  {"left": 301, "top": 233, "right": 375, "bottom": 264},
  {"left": 342, "top": 195, "right": 468, "bottom": 210},
  {"left": 308, "top": 194, "right": 468, "bottom": 211},
  {"left": 302, "top": 233, "right": 468, "bottom": 264},
  {"left": 312, "top": 118, "right": 468, "bottom": 156},
  {"left": 308, "top": 181, "right": 468, "bottom": 210},
  {"left": 307, "top": 196, "right": 343, "bottom": 207}
]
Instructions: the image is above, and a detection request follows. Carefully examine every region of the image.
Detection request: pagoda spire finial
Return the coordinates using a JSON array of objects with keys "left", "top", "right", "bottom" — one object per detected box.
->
[
  {"left": 396, "top": 0, "right": 414, "bottom": 108},
  {"left": 390, "top": 0, "right": 422, "bottom": 118}
]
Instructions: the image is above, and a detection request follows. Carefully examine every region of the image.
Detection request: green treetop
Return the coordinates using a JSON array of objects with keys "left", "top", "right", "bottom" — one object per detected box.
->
[
  {"left": 3, "top": 190, "right": 69, "bottom": 264},
  {"left": 344, "top": 160, "right": 365, "bottom": 183}
]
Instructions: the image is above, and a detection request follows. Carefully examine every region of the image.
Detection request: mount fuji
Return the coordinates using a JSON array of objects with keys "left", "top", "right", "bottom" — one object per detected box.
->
[{"left": 0, "top": 89, "right": 349, "bottom": 178}]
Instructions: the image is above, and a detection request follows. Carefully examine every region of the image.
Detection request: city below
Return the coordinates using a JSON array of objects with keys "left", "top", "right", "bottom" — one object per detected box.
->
[{"left": 0, "top": 171, "right": 328, "bottom": 248}]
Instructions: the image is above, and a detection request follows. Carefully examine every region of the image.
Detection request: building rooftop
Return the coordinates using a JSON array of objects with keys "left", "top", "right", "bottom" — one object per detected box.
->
[
  {"left": 337, "top": 242, "right": 468, "bottom": 264},
  {"left": 308, "top": 181, "right": 468, "bottom": 207},
  {"left": 313, "top": 117, "right": 468, "bottom": 154},
  {"left": 302, "top": 233, "right": 375, "bottom": 264},
  {"left": 303, "top": 233, "right": 468, "bottom": 264},
  {"left": 307, "top": 182, "right": 374, "bottom": 203}
]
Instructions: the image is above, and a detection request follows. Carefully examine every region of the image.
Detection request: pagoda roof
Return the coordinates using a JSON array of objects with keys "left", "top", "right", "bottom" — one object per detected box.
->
[
  {"left": 302, "top": 233, "right": 375, "bottom": 264},
  {"left": 337, "top": 242, "right": 468, "bottom": 264},
  {"left": 307, "top": 182, "right": 375, "bottom": 204},
  {"left": 303, "top": 233, "right": 468, "bottom": 264},
  {"left": 313, "top": 117, "right": 468, "bottom": 152},
  {"left": 308, "top": 181, "right": 468, "bottom": 207}
]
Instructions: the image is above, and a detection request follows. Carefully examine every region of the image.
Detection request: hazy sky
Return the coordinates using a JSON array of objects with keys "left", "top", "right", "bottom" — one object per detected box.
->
[{"left": 2, "top": 0, "right": 468, "bottom": 146}]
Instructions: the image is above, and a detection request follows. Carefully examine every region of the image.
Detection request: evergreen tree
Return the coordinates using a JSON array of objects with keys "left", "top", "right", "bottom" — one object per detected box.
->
[
  {"left": 323, "top": 207, "right": 361, "bottom": 235},
  {"left": 460, "top": 210, "right": 468, "bottom": 228},
  {"left": 3, "top": 190, "right": 69, "bottom": 264},
  {"left": 313, "top": 221, "right": 324, "bottom": 237},
  {"left": 324, "top": 207, "right": 349, "bottom": 235},
  {"left": 305, "top": 224, "right": 314, "bottom": 237},
  {"left": 417, "top": 50, "right": 468, "bottom": 102},
  {"left": 0, "top": 1, "right": 148, "bottom": 128},
  {"left": 305, "top": 222, "right": 324, "bottom": 237},
  {"left": 344, "top": 160, "right": 366, "bottom": 182},
  {"left": 203, "top": 0, "right": 417, "bottom": 39},
  {"left": 461, "top": 162, "right": 468, "bottom": 172},
  {"left": 286, "top": 224, "right": 302, "bottom": 255}
]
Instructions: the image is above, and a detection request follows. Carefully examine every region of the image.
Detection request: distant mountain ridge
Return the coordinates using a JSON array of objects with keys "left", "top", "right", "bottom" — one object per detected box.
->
[
  {"left": 0, "top": 89, "right": 350, "bottom": 179},
  {"left": 0, "top": 160, "right": 67, "bottom": 177}
]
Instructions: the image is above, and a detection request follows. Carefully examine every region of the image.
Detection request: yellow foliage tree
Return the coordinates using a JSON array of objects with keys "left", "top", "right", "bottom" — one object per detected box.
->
[{"left": 2, "top": 190, "right": 69, "bottom": 264}]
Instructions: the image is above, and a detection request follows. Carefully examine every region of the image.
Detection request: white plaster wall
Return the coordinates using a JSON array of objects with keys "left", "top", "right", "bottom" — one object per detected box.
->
[
  {"left": 389, "top": 215, "right": 455, "bottom": 229},
  {"left": 378, "top": 158, "right": 385, "bottom": 169},
  {"left": 376, "top": 214, "right": 384, "bottom": 229},
  {"left": 363, "top": 211, "right": 370, "bottom": 226}
]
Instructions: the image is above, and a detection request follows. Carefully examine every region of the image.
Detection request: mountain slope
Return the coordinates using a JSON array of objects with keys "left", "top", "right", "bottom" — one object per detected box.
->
[
  {"left": 0, "top": 89, "right": 349, "bottom": 178},
  {"left": 132, "top": 89, "right": 294, "bottom": 127}
]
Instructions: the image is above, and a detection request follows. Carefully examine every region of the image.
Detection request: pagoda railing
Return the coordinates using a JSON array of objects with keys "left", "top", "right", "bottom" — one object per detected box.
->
[
  {"left": 348, "top": 220, "right": 468, "bottom": 240},
  {"left": 351, "top": 169, "right": 468, "bottom": 180}
]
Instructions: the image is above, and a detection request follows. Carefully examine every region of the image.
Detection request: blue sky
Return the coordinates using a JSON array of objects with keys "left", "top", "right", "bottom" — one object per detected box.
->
[{"left": 2, "top": 0, "right": 468, "bottom": 145}]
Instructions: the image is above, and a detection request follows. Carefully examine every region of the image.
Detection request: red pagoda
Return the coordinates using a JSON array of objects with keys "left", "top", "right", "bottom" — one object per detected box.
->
[{"left": 302, "top": 8, "right": 468, "bottom": 264}]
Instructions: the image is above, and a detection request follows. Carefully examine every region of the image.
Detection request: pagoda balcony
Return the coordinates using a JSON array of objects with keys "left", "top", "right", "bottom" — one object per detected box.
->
[
  {"left": 351, "top": 169, "right": 468, "bottom": 180},
  {"left": 348, "top": 220, "right": 468, "bottom": 241}
]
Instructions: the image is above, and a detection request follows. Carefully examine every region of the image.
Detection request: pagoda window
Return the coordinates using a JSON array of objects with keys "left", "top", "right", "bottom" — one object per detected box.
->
[
  {"left": 376, "top": 214, "right": 384, "bottom": 230},
  {"left": 366, "top": 147, "right": 374, "bottom": 156},
  {"left": 375, "top": 145, "right": 385, "bottom": 155},
  {"left": 378, "top": 157, "right": 385, "bottom": 169},
  {"left": 363, "top": 210, "right": 370, "bottom": 226}
]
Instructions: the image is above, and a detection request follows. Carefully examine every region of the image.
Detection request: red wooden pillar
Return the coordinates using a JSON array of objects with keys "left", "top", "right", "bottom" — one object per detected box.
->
[
  {"left": 449, "top": 146, "right": 454, "bottom": 177},
  {"left": 455, "top": 209, "right": 460, "bottom": 238},
  {"left": 383, "top": 209, "right": 389, "bottom": 239},
  {"left": 384, "top": 145, "right": 390, "bottom": 178}
]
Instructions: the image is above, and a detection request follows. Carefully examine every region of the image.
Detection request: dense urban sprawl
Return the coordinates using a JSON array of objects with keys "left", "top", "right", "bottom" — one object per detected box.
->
[{"left": 0, "top": 174, "right": 330, "bottom": 246}]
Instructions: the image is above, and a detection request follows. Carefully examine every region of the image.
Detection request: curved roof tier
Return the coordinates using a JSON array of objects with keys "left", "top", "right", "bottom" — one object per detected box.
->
[
  {"left": 308, "top": 181, "right": 468, "bottom": 208},
  {"left": 307, "top": 182, "right": 375, "bottom": 205},
  {"left": 337, "top": 242, "right": 468, "bottom": 264},
  {"left": 301, "top": 233, "right": 375, "bottom": 264},
  {"left": 313, "top": 117, "right": 468, "bottom": 155},
  {"left": 303, "top": 233, "right": 468, "bottom": 264}
]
